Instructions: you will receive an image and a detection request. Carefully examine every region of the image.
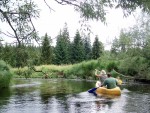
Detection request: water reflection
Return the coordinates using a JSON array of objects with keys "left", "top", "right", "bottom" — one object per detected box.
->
[
  {"left": 0, "top": 79, "right": 149, "bottom": 113},
  {"left": 0, "top": 88, "right": 11, "bottom": 110}
]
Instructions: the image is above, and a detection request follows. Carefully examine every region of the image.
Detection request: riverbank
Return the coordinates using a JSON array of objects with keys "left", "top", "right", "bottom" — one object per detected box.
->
[{"left": 11, "top": 61, "right": 150, "bottom": 84}]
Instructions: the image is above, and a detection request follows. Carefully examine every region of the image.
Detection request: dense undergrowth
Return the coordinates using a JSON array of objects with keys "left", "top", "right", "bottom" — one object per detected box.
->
[
  {"left": 0, "top": 60, "right": 13, "bottom": 89},
  {"left": 12, "top": 54, "right": 150, "bottom": 80}
]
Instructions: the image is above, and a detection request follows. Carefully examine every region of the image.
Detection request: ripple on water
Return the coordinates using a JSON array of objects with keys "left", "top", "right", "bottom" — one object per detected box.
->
[{"left": 11, "top": 82, "right": 41, "bottom": 88}]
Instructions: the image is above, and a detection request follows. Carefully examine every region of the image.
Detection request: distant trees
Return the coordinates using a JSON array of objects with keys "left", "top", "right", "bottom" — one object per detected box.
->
[
  {"left": 54, "top": 24, "right": 71, "bottom": 64},
  {"left": 92, "top": 36, "right": 104, "bottom": 59},
  {"left": 15, "top": 45, "right": 29, "bottom": 68},
  {"left": 40, "top": 33, "right": 53, "bottom": 64},
  {"left": 83, "top": 36, "right": 92, "bottom": 60},
  {"left": 71, "top": 30, "right": 85, "bottom": 63},
  {"left": 54, "top": 25, "right": 103, "bottom": 65},
  {"left": 0, "top": 23, "right": 104, "bottom": 67}
]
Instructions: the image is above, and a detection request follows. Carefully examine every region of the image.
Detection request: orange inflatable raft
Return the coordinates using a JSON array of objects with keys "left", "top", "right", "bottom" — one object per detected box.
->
[{"left": 95, "top": 86, "right": 121, "bottom": 96}]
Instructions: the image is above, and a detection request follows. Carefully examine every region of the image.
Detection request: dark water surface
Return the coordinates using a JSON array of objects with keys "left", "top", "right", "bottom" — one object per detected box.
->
[{"left": 0, "top": 79, "right": 150, "bottom": 113}]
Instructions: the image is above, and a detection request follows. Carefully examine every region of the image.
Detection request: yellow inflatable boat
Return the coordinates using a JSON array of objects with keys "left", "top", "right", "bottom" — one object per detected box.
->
[
  {"left": 96, "top": 87, "right": 121, "bottom": 96},
  {"left": 116, "top": 78, "right": 122, "bottom": 85}
]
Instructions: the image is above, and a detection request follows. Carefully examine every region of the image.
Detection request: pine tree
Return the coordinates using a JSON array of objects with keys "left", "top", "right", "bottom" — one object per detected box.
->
[
  {"left": 62, "top": 23, "right": 71, "bottom": 64},
  {"left": 92, "top": 36, "right": 104, "bottom": 59},
  {"left": 54, "top": 31, "right": 65, "bottom": 64},
  {"left": 40, "top": 33, "right": 52, "bottom": 64},
  {"left": 54, "top": 24, "right": 71, "bottom": 65},
  {"left": 83, "top": 36, "right": 92, "bottom": 60},
  {"left": 71, "top": 30, "right": 85, "bottom": 63}
]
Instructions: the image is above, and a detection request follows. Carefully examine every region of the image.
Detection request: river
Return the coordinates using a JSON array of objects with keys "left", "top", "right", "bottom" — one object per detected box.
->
[{"left": 0, "top": 78, "right": 150, "bottom": 113}]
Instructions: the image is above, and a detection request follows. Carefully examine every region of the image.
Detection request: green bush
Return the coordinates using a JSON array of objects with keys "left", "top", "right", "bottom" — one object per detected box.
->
[
  {"left": 64, "top": 60, "right": 98, "bottom": 79},
  {"left": 106, "top": 61, "right": 119, "bottom": 72},
  {"left": 118, "top": 56, "right": 148, "bottom": 77},
  {"left": 0, "top": 60, "right": 13, "bottom": 89},
  {"left": 13, "top": 68, "right": 32, "bottom": 78}
]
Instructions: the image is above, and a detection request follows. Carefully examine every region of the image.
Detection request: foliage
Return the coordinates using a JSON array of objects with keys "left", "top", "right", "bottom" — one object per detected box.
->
[
  {"left": 26, "top": 46, "right": 41, "bottom": 66},
  {"left": 53, "top": 0, "right": 150, "bottom": 22},
  {"left": 40, "top": 33, "right": 53, "bottom": 64},
  {"left": 54, "top": 24, "right": 71, "bottom": 64},
  {"left": 92, "top": 35, "right": 104, "bottom": 59},
  {"left": 106, "top": 61, "right": 119, "bottom": 72},
  {"left": 118, "top": 56, "right": 148, "bottom": 77},
  {"left": 11, "top": 53, "right": 150, "bottom": 80},
  {"left": 83, "top": 36, "right": 92, "bottom": 60},
  {"left": 71, "top": 30, "right": 85, "bottom": 63},
  {"left": 1, "top": 12, "right": 150, "bottom": 80},
  {"left": 0, "top": 0, "right": 40, "bottom": 46},
  {"left": 110, "top": 13, "right": 150, "bottom": 79},
  {"left": 1, "top": 0, "right": 150, "bottom": 47},
  {"left": 143, "top": 37, "right": 150, "bottom": 65},
  {"left": 14, "top": 45, "right": 29, "bottom": 68},
  {"left": 2, "top": 44, "right": 12, "bottom": 64},
  {"left": 0, "top": 60, "right": 13, "bottom": 89}
]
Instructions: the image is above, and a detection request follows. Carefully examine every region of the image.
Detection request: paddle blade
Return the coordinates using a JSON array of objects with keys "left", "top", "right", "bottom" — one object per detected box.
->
[{"left": 88, "top": 88, "right": 97, "bottom": 93}]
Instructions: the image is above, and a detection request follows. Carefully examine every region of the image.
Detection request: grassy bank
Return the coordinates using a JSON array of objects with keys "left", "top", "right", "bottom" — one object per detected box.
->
[
  {"left": 11, "top": 56, "right": 150, "bottom": 81},
  {"left": 12, "top": 59, "right": 124, "bottom": 80},
  {"left": 12, "top": 60, "right": 99, "bottom": 79}
]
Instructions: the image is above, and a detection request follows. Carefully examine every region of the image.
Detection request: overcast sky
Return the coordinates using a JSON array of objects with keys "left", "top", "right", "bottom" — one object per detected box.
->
[
  {"left": 1, "top": 0, "right": 139, "bottom": 50},
  {"left": 33, "top": 0, "right": 139, "bottom": 49}
]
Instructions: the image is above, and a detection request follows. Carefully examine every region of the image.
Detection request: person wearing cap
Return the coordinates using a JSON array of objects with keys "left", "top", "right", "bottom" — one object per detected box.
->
[{"left": 101, "top": 73, "right": 118, "bottom": 89}]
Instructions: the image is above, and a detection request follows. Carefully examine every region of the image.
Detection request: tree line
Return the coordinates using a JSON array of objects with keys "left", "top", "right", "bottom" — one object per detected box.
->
[
  {"left": 0, "top": 24, "right": 104, "bottom": 67},
  {"left": 109, "top": 13, "right": 150, "bottom": 79}
]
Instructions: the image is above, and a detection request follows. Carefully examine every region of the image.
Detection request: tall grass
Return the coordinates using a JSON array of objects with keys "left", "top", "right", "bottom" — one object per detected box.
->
[
  {"left": 13, "top": 57, "right": 143, "bottom": 80},
  {"left": 12, "top": 58, "right": 121, "bottom": 79},
  {"left": 0, "top": 60, "right": 13, "bottom": 89},
  {"left": 12, "top": 60, "right": 101, "bottom": 79},
  {"left": 64, "top": 60, "right": 99, "bottom": 79}
]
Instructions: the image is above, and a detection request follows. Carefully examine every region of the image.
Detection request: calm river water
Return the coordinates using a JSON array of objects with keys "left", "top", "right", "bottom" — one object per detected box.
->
[{"left": 0, "top": 78, "right": 150, "bottom": 113}]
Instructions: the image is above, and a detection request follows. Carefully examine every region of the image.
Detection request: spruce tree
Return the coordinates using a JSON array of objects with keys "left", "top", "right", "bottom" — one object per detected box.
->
[
  {"left": 71, "top": 30, "right": 85, "bottom": 63},
  {"left": 92, "top": 36, "right": 104, "bottom": 59},
  {"left": 54, "top": 31, "right": 65, "bottom": 65},
  {"left": 54, "top": 24, "right": 71, "bottom": 65},
  {"left": 62, "top": 23, "right": 71, "bottom": 64},
  {"left": 40, "top": 33, "right": 52, "bottom": 64},
  {"left": 83, "top": 36, "right": 92, "bottom": 60}
]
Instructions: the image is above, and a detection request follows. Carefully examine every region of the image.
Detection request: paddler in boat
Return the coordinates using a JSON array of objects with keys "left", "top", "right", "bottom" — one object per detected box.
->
[
  {"left": 95, "top": 69, "right": 107, "bottom": 87},
  {"left": 101, "top": 73, "right": 118, "bottom": 89}
]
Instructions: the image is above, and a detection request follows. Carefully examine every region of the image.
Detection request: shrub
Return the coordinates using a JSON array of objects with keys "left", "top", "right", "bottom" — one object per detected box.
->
[
  {"left": 118, "top": 56, "right": 148, "bottom": 77},
  {"left": 106, "top": 61, "right": 119, "bottom": 72},
  {"left": 0, "top": 60, "right": 13, "bottom": 89}
]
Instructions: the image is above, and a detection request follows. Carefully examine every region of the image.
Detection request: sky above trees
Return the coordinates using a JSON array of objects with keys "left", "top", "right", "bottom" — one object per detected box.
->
[
  {"left": 33, "top": 0, "right": 139, "bottom": 50},
  {"left": 0, "top": 0, "right": 140, "bottom": 50}
]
